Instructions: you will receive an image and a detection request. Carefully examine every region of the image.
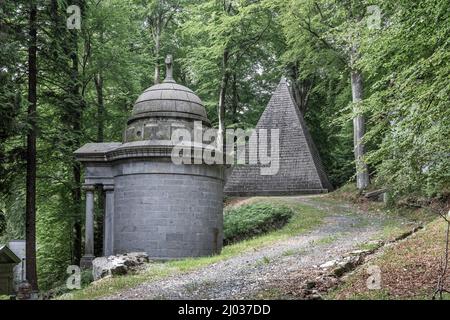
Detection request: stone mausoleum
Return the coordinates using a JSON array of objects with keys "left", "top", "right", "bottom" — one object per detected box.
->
[
  {"left": 224, "top": 78, "right": 332, "bottom": 196},
  {"left": 75, "top": 56, "right": 224, "bottom": 267}
]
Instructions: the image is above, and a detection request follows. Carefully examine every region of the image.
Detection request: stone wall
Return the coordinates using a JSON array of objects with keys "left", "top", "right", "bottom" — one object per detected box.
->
[{"left": 113, "top": 159, "right": 224, "bottom": 259}]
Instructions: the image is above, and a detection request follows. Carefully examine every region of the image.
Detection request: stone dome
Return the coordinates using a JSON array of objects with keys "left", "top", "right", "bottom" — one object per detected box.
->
[
  {"left": 124, "top": 55, "right": 210, "bottom": 143},
  {"left": 130, "top": 82, "right": 208, "bottom": 123}
]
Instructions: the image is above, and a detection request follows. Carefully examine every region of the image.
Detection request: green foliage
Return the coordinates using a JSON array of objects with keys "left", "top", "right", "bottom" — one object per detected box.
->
[
  {"left": 0, "top": 179, "right": 25, "bottom": 243},
  {"left": 223, "top": 203, "right": 294, "bottom": 244},
  {"left": 278, "top": 0, "right": 450, "bottom": 195},
  {"left": 0, "top": 211, "right": 5, "bottom": 237},
  {"left": 359, "top": 0, "right": 450, "bottom": 198},
  {"left": 180, "top": 0, "right": 283, "bottom": 127},
  {"left": 1, "top": 0, "right": 448, "bottom": 292},
  {"left": 37, "top": 191, "right": 73, "bottom": 290},
  {"left": 278, "top": 0, "right": 357, "bottom": 187}
]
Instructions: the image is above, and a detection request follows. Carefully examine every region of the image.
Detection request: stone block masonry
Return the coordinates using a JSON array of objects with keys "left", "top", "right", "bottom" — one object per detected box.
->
[
  {"left": 113, "top": 161, "right": 223, "bottom": 258},
  {"left": 224, "top": 78, "right": 332, "bottom": 196},
  {"left": 74, "top": 56, "right": 224, "bottom": 264}
]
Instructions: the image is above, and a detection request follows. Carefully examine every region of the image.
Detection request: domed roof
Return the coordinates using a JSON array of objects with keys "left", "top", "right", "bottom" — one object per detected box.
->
[{"left": 130, "top": 55, "right": 209, "bottom": 123}]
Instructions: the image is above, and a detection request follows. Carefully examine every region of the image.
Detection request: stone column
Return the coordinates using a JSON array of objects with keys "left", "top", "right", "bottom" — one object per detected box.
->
[
  {"left": 80, "top": 185, "right": 95, "bottom": 269},
  {"left": 103, "top": 184, "right": 114, "bottom": 257}
]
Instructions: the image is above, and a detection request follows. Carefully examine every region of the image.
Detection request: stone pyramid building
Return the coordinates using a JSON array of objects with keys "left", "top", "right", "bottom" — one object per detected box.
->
[{"left": 224, "top": 78, "right": 332, "bottom": 196}]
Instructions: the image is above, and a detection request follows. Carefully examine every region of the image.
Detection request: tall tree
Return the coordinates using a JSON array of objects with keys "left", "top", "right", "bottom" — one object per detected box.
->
[
  {"left": 182, "top": 0, "right": 277, "bottom": 144},
  {"left": 26, "top": 0, "right": 38, "bottom": 291},
  {"left": 287, "top": 62, "right": 314, "bottom": 114},
  {"left": 360, "top": 0, "right": 449, "bottom": 198},
  {"left": 280, "top": 0, "right": 370, "bottom": 190},
  {"left": 141, "top": 0, "right": 181, "bottom": 84}
]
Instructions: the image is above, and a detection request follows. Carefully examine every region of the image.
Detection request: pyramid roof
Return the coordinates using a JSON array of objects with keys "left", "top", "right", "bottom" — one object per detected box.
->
[{"left": 224, "top": 78, "right": 332, "bottom": 196}]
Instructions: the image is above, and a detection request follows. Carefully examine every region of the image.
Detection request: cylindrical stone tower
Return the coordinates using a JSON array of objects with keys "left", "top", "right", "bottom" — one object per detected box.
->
[
  {"left": 75, "top": 56, "right": 224, "bottom": 264},
  {"left": 107, "top": 56, "right": 223, "bottom": 259}
]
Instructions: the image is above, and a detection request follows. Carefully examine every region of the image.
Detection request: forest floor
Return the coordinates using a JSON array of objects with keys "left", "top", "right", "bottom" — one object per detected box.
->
[
  {"left": 61, "top": 193, "right": 443, "bottom": 300},
  {"left": 329, "top": 217, "right": 450, "bottom": 300}
]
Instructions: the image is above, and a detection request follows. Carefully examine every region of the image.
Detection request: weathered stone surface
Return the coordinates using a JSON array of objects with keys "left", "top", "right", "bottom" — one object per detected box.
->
[
  {"left": 319, "top": 260, "right": 338, "bottom": 269},
  {"left": 349, "top": 249, "right": 373, "bottom": 256},
  {"left": 363, "top": 189, "right": 387, "bottom": 201},
  {"left": 331, "top": 255, "right": 364, "bottom": 277},
  {"left": 224, "top": 78, "right": 332, "bottom": 196},
  {"left": 319, "top": 254, "right": 365, "bottom": 278},
  {"left": 74, "top": 55, "right": 224, "bottom": 261},
  {"left": 92, "top": 252, "right": 149, "bottom": 281},
  {"left": 121, "top": 252, "right": 150, "bottom": 267},
  {"left": 113, "top": 162, "right": 223, "bottom": 259}
]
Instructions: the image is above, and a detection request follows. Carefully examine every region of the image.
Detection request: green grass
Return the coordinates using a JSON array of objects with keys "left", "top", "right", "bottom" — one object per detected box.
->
[
  {"left": 224, "top": 203, "right": 294, "bottom": 244},
  {"left": 254, "top": 256, "right": 272, "bottom": 267},
  {"left": 312, "top": 234, "right": 342, "bottom": 245},
  {"left": 59, "top": 198, "right": 326, "bottom": 300},
  {"left": 356, "top": 241, "right": 383, "bottom": 252},
  {"left": 281, "top": 249, "right": 296, "bottom": 257},
  {"left": 379, "top": 224, "right": 408, "bottom": 240}
]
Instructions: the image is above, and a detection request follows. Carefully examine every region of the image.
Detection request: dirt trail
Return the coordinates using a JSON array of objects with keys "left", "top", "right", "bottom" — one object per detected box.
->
[{"left": 104, "top": 196, "right": 408, "bottom": 300}]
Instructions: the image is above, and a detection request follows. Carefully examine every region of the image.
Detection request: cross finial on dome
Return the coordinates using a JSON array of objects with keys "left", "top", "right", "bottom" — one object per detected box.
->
[{"left": 163, "top": 54, "right": 175, "bottom": 83}]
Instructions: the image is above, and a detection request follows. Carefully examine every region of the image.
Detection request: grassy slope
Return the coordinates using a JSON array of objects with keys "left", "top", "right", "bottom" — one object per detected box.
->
[
  {"left": 60, "top": 197, "right": 326, "bottom": 300},
  {"left": 324, "top": 185, "right": 450, "bottom": 300},
  {"left": 329, "top": 218, "right": 450, "bottom": 300},
  {"left": 59, "top": 190, "right": 446, "bottom": 300}
]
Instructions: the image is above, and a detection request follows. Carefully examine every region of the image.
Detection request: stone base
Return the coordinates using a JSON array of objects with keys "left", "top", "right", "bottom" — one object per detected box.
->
[
  {"left": 224, "top": 189, "right": 329, "bottom": 197},
  {"left": 112, "top": 161, "right": 224, "bottom": 259},
  {"left": 80, "top": 254, "right": 95, "bottom": 269}
]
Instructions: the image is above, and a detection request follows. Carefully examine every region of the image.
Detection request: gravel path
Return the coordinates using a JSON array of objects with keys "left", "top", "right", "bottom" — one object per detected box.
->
[{"left": 104, "top": 196, "right": 405, "bottom": 300}]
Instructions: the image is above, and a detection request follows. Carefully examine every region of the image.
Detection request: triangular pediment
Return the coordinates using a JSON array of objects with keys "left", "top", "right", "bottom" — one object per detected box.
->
[{"left": 0, "top": 245, "right": 21, "bottom": 264}]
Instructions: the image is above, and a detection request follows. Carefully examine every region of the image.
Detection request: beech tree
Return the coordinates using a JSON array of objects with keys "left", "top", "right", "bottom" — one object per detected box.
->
[{"left": 280, "top": 0, "right": 371, "bottom": 190}]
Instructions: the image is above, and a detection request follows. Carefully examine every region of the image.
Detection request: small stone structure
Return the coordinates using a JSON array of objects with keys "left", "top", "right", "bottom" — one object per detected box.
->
[
  {"left": 75, "top": 56, "right": 224, "bottom": 267},
  {"left": 7, "top": 240, "right": 25, "bottom": 292},
  {"left": 0, "top": 245, "right": 21, "bottom": 295},
  {"left": 224, "top": 78, "right": 332, "bottom": 196}
]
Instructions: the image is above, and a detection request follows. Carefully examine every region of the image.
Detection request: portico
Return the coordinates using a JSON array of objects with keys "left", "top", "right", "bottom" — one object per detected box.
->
[{"left": 78, "top": 153, "right": 118, "bottom": 268}]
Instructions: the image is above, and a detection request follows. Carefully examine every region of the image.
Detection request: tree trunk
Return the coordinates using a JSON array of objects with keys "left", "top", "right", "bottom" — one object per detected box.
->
[
  {"left": 26, "top": 1, "right": 38, "bottom": 291},
  {"left": 153, "top": 21, "right": 160, "bottom": 84},
  {"left": 231, "top": 72, "right": 238, "bottom": 124},
  {"left": 94, "top": 73, "right": 105, "bottom": 256},
  {"left": 94, "top": 73, "right": 104, "bottom": 142},
  {"left": 351, "top": 70, "right": 369, "bottom": 190},
  {"left": 69, "top": 0, "right": 83, "bottom": 265},
  {"left": 217, "top": 48, "right": 229, "bottom": 151},
  {"left": 289, "top": 64, "right": 312, "bottom": 114},
  {"left": 72, "top": 166, "right": 82, "bottom": 265}
]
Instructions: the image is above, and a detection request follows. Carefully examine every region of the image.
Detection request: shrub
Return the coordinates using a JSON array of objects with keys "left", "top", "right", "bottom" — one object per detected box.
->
[{"left": 223, "top": 203, "right": 294, "bottom": 245}]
